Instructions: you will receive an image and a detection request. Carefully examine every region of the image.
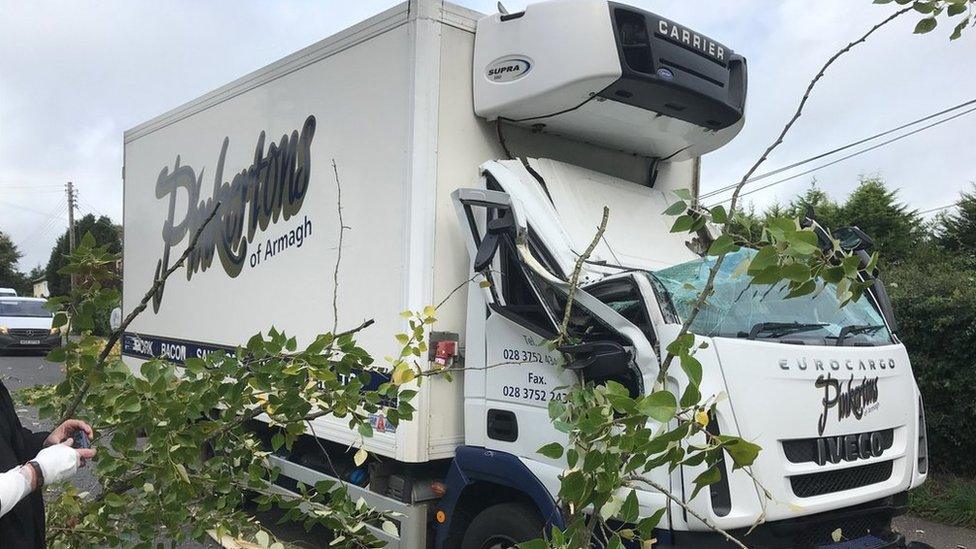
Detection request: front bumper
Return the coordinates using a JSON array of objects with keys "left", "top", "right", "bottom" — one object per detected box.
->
[
  {"left": 655, "top": 491, "right": 908, "bottom": 549},
  {"left": 0, "top": 332, "right": 62, "bottom": 351}
]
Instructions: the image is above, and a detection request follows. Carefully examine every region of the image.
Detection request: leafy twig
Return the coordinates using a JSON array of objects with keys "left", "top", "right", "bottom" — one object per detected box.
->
[
  {"left": 59, "top": 204, "right": 221, "bottom": 423},
  {"left": 629, "top": 475, "right": 748, "bottom": 549},
  {"left": 660, "top": 6, "right": 912, "bottom": 379}
]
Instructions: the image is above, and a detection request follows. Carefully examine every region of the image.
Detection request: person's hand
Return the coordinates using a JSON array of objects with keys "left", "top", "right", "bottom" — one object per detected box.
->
[
  {"left": 45, "top": 419, "right": 93, "bottom": 447},
  {"left": 32, "top": 441, "right": 95, "bottom": 486}
]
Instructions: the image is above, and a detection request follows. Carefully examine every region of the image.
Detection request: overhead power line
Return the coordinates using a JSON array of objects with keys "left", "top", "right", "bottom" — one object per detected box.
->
[
  {"left": 707, "top": 104, "right": 976, "bottom": 206},
  {"left": 14, "top": 199, "right": 68, "bottom": 249},
  {"left": 700, "top": 97, "right": 976, "bottom": 201},
  {"left": 79, "top": 195, "right": 110, "bottom": 219},
  {"left": 918, "top": 202, "right": 959, "bottom": 216},
  {"left": 0, "top": 197, "right": 72, "bottom": 219}
]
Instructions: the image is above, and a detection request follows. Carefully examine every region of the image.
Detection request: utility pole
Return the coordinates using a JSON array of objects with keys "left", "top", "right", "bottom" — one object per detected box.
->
[{"left": 66, "top": 181, "right": 77, "bottom": 293}]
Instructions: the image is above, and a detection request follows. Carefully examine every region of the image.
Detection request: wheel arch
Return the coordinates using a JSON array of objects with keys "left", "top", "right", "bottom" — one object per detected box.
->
[{"left": 435, "top": 446, "right": 564, "bottom": 548}]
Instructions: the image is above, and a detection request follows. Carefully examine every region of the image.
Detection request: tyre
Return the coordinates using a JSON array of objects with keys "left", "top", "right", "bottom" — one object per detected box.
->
[{"left": 461, "top": 502, "right": 546, "bottom": 549}]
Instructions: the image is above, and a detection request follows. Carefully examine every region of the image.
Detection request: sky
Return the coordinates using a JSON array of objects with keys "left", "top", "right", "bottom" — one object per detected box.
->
[{"left": 1, "top": 0, "right": 974, "bottom": 271}]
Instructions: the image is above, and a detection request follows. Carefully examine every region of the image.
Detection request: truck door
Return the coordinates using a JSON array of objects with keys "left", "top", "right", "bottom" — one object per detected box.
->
[
  {"left": 452, "top": 188, "right": 576, "bottom": 460},
  {"left": 451, "top": 188, "right": 659, "bottom": 463}
]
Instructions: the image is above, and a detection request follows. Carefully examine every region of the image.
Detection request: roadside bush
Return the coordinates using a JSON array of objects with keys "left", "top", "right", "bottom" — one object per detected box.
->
[
  {"left": 909, "top": 474, "right": 976, "bottom": 528},
  {"left": 887, "top": 248, "right": 976, "bottom": 476}
]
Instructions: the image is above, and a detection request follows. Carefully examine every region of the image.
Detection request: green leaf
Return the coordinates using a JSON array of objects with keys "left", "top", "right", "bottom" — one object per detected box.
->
[
  {"left": 103, "top": 492, "right": 127, "bottom": 508},
  {"left": 948, "top": 2, "right": 967, "bottom": 15},
  {"left": 690, "top": 463, "right": 722, "bottom": 500},
  {"left": 537, "top": 442, "right": 564, "bottom": 459},
  {"left": 706, "top": 234, "right": 738, "bottom": 257},
  {"left": 52, "top": 312, "right": 68, "bottom": 328},
  {"left": 619, "top": 489, "right": 640, "bottom": 523},
  {"left": 914, "top": 1, "right": 935, "bottom": 13},
  {"left": 785, "top": 230, "right": 820, "bottom": 256},
  {"left": 666, "top": 332, "right": 695, "bottom": 356},
  {"left": 680, "top": 382, "right": 702, "bottom": 408},
  {"left": 671, "top": 215, "right": 694, "bottom": 233},
  {"left": 680, "top": 354, "right": 703, "bottom": 387},
  {"left": 785, "top": 279, "right": 817, "bottom": 299},
  {"left": 673, "top": 188, "right": 693, "bottom": 200},
  {"left": 663, "top": 200, "right": 688, "bottom": 216},
  {"left": 80, "top": 231, "right": 97, "bottom": 249},
  {"left": 46, "top": 347, "right": 67, "bottom": 363},
  {"left": 600, "top": 494, "right": 624, "bottom": 520},
  {"left": 559, "top": 470, "right": 586, "bottom": 503},
  {"left": 914, "top": 16, "right": 938, "bottom": 33},
  {"left": 710, "top": 205, "right": 728, "bottom": 224},
  {"left": 748, "top": 246, "right": 778, "bottom": 273},
  {"left": 750, "top": 265, "right": 782, "bottom": 285},
  {"left": 950, "top": 17, "right": 967, "bottom": 39},
  {"left": 604, "top": 380, "right": 629, "bottom": 397},
  {"left": 639, "top": 390, "right": 677, "bottom": 423},
  {"left": 781, "top": 262, "right": 811, "bottom": 283},
  {"left": 271, "top": 432, "right": 284, "bottom": 451},
  {"left": 636, "top": 508, "right": 667, "bottom": 537},
  {"left": 720, "top": 436, "right": 762, "bottom": 470}
]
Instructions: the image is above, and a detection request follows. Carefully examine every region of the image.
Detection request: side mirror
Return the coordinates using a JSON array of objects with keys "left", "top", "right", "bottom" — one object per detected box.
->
[
  {"left": 834, "top": 226, "right": 874, "bottom": 252},
  {"left": 473, "top": 215, "right": 515, "bottom": 272},
  {"left": 558, "top": 341, "right": 631, "bottom": 379}
]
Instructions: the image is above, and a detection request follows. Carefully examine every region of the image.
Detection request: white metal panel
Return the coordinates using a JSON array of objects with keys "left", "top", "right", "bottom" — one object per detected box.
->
[
  {"left": 527, "top": 157, "right": 699, "bottom": 271},
  {"left": 711, "top": 336, "right": 917, "bottom": 526},
  {"left": 527, "top": 99, "right": 746, "bottom": 162},
  {"left": 125, "top": 2, "right": 411, "bottom": 143},
  {"left": 123, "top": 25, "right": 419, "bottom": 459},
  {"left": 473, "top": 0, "right": 621, "bottom": 120},
  {"left": 124, "top": 25, "right": 414, "bottom": 355}
]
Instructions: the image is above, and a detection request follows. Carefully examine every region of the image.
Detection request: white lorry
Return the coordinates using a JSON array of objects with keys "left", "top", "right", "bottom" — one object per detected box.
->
[{"left": 121, "top": 1, "right": 928, "bottom": 547}]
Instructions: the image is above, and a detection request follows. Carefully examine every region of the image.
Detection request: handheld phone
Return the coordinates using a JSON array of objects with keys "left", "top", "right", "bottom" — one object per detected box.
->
[{"left": 72, "top": 430, "right": 90, "bottom": 449}]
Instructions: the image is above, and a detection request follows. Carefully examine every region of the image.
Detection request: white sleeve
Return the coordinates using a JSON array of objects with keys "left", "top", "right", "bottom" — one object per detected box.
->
[{"left": 0, "top": 465, "right": 32, "bottom": 517}]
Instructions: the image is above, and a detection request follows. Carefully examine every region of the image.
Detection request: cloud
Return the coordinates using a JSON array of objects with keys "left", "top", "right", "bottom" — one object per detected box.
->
[{"left": 1, "top": 0, "right": 973, "bottom": 270}]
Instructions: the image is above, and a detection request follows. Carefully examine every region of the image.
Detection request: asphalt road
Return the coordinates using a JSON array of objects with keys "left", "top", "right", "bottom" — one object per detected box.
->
[{"left": 2, "top": 351, "right": 973, "bottom": 549}]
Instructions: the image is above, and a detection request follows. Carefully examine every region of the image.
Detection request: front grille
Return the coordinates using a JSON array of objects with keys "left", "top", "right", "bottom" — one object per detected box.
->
[
  {"left": 9, "top": 328, "right": 48, "bottom": 337},
  {"left": 783, "top": 429, "right": 894, "bottom": 464},
  {"left": 790, "top": 461, "right": 893, "bottom": 498}
]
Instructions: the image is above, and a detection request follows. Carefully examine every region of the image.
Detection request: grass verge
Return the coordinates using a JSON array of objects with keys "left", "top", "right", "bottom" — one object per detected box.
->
[{"left": 909, "top": 474, "right": 976, "bottom": 529}]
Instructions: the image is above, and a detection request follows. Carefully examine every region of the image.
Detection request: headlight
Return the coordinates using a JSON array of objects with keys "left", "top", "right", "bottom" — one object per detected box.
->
[
  {"left": 50, "top": 327, "right": 60, "bottom": 336},
  {"left": 0, "top": 326, "right": 8, "bottom": 335}
]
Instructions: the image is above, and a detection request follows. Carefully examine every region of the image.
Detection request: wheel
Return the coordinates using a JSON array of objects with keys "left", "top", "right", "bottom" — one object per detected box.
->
[{"left": 460, "top": 502, "right": 545, "bottom": 549}]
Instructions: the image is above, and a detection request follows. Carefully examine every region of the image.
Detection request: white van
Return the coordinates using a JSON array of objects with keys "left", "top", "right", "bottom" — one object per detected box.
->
[{"left": 0, "top": 297, "right": 62, "bottom": 353}]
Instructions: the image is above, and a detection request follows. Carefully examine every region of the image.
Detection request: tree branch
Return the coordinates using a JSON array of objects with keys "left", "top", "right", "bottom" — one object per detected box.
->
[
  {"left": 331, "top": 159, "right": 346, "bottom": 334},
  {"left": 660, "top": 6, "right": 912, "bottom": 378},
  {"left": 629, "top": 475, "right": 748, "bottom": 549},
  {"left": 60, "top": 204, "right": 221, "bottom": 423},
  {"left": 557, "top": 206, "right": 609, "bottom": 345}
]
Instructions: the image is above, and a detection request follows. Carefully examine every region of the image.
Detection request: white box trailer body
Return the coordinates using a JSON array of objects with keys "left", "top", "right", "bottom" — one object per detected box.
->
[
  {"left": 122, "top": 1, "right": 926, "bottom": 547},
  {"left": 122, "top": 0, "right": 696, "bottom": 463}
]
